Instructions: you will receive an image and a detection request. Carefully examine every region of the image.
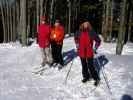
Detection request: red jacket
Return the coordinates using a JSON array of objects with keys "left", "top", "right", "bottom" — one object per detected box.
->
[
  {"left": 38, "top": 23, "right": 51, "bottom": 48},
  {"left": 76, "top": 30, "right": 101, "bottom": 58},
  {"left": 50, "top": 25, "right": 64, "bottom": 45}
]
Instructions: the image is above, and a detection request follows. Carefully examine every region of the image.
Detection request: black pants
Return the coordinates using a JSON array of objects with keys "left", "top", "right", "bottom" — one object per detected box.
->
[
  {"left": 51, "top": 41, "right": 64, "bottom": 66},
  {"left": 80, "top": 57, "right": 100, "bottom": 81}
]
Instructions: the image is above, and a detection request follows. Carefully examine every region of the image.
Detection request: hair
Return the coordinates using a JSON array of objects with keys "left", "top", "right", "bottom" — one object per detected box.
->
[{"left": 80, "top": 21, "right": 92, "bottom": 32}]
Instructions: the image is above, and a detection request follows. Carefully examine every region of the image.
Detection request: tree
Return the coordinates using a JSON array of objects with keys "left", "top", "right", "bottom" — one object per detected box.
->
[
  {"left": 128, "top": 10, "right": 132, "bottom": 41},
  {"left": 0, "top": 0, "right": 132, "bottom": 46},
  {"left": 0, "top": 0, "right": 6, "bottom": 42},
  {"left": 20, "top": 0, "right": 27, "bottom": 46},
  {"left": 44, "top": 0, "right": 48, "bottom": 16},
  {"left": 116, "top": 0, "right": 127, "bottom": 55},
  {"left": 102, "top": 0, "right": 113, "bottom": 42},
  {"left": 40, "top": 0, "right": 44, "bottom": 17},
  {"left": 36, "top": 0, "right": 39, "bottom": 33},
  {"left": 12, "top": 3, "right": 16, "bottom": 41},
  {"left": 127, "top": 1, "right": 133, "bottom": 42},
  {"left": 50, "top": 0, "right": 54, "bottom": 25},
  {"left": 67, "top": 0, "right": 71, "bottom": 35},
  {"left": 5, "top": 0, "right": 10, "bottom": 42}
]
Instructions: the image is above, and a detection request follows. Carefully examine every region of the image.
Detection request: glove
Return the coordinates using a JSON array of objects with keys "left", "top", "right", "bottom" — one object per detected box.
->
[{"left": 93, "top": 47, "right": 97, "bottom": 54}]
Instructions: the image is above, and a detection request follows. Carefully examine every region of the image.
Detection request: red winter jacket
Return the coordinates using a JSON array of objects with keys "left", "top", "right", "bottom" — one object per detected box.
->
[
  {"left": 77, "top": 30, "right": 101, "bottom": 58},
  {"left": 50, "top": 25, "right": 64, "bottom": 45},
  {"left": 38, "top": 23, "right": 51, "bottom": 48}
]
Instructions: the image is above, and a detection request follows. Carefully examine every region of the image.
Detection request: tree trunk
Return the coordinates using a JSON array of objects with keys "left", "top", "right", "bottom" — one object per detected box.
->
[
  {"left": 102, "top": 1, "right": 106, "bottom": 40},
  {"left": 50, "top": 0, "right": 54, "bottom": 25},
  {"left": 103, "top": 0, "right": 113, "bottom": 42},
  {"left": 40, "top": 0, "right": 44, "bottom": 17},
  {"left": 109, "top": 0, "right": 113, "bottom": 41},
  {"left": 0, "top": 1, "right": 6, "bottom": 43},
  {"left": 128, "top": 10, "right": 132, "bottom": 41},
  {"left": 13, "top": 3, "right": 16, "bottom": 41},
  {"left": 16, "top": 0, "right": 20, "bottom": 41},
  {"left": 5, "top": 0, "right": 10, "bottom": 42},
  {"left": 53, "top": 0, "right": 57, "bottom": 21},
  {"left": 72, "top": 0, "right": 77, "bottom": 33},
  {"left": 10, "top": 6, "right": 13, "bottom": 41},
  {"left": 68, "top": 0, "right": 71, "bottom": 35},
  {"left": 44, "top": 0, "right": 48, "bottom": 16},
  {"left": 20, "top": 0, "right": 27, "bottom": 46},
  {"left": 36, "top": 0, "right": 40, "bottom": 33},
  {"left": 65, "top": 9, "right": 68, "bottom": 34},
  {"left": 116, "top": 0, "right": 127, "bottom": 55},
  {"left": 27, "top": 6, "right": 31, "bottom": 44}
]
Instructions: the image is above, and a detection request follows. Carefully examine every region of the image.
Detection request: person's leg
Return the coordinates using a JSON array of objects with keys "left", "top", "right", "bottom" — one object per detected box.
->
[
  {"left": 50, "top": 42, "right": 59, "bottom": 67},
  {"left": 51, "top": 42, "right": 57, "bottom": 63},
  {"left": 87, "top": 58, "right": 100, "bottom": 86},
  {"left": 45, "top": 47, "right": 53, "bottom": 65},
  {"left": 80, "top": 58, "right": 90, "bottom": 82},
  {"left": 53, "top": 43, "right": 59, "bottom": 64},
  {"left": 49, "top": 47, "right": 53, "bottom": 64},
  {"left": 40, "top": 48, "right": 46, "bottom": 66}
]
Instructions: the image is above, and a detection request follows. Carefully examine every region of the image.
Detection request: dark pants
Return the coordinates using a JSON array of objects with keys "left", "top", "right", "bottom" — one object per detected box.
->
[
  {"left": 80, "top": 57, "right": 100, "bottom": 81},
  {"left": 51, "top": 41, "right": 64, "bottom": 66}
]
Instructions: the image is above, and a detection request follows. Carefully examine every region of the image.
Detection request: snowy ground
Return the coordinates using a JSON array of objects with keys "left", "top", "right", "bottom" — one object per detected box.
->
[{"left": 0, "top": 37, "right": 133, "bottom": 100}]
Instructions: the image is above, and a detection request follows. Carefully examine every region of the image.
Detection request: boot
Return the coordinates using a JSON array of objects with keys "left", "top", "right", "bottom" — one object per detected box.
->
[
  {"left": 41, "top": 62, "right": 46, "bottom": 67},
  {"left": 57, "top": 64, "right": 63, "bottom": 70},
  {"left": 82, "top": 77, "right": 91, "bottom": 83},
  {"left": 94, "top": 79, "right": 100, "bottom": 86},
  {"left": 82, "top": 78, "right": 88, "bottom": 83}
]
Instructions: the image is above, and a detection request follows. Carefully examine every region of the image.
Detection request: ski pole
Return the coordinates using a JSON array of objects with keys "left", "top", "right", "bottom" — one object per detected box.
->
[
  {"left": 64, "top": 58, "right": 74, "bottom": 84},
  {"left": 96, "top": 53, "right": 112, "bottom": 95}
]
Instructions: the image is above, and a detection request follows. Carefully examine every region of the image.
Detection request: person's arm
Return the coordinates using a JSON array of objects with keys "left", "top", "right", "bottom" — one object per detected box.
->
[
  {"left": 57, "top": 26, "right": 64, "bottom": 42},
  {"left": 92, "top": 30, "right": 101, "bottom": 53},
  {"left": 74, "top": 30, "right": 80, "bottom": 50}
]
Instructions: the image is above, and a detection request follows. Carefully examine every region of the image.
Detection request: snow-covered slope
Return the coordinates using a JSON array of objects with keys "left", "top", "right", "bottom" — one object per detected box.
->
[{"left": 0, "top": 37, "right": 133, "bottom": 100}]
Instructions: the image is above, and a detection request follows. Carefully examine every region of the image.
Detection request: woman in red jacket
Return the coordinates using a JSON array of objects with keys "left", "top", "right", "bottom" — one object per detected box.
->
[
  {"left": 38, "top": 16, "right": 53, "bottom": 66},
  {"left": 77, "top": 21, "right": 101, "bottom": 86}
]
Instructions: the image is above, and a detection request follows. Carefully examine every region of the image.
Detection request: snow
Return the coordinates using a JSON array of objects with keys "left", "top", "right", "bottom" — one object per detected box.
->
[{"left": 0, "top": 37, "right": 133, "bottom": 100}]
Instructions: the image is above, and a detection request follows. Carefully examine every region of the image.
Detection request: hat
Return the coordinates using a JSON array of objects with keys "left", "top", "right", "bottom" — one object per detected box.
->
[
  {"left": 40, "top": 16, "right": 46, "bottom": 21},
  {"left": 55, "top": 19, "right": 60, "bottom": 23},
  {"left": 79, "top": 14, "right": 89, "bottom": 24}
]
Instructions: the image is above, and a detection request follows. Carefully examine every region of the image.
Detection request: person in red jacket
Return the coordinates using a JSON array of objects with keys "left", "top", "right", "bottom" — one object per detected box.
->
[
  {"left": 76, "top": 20, "right": 101, "bottom": 86},
  {"left": 50, "top": 19, "right": 64, "bottom": 68},
  {"left": 38, "top": 16, "right": 53, "bottom": 66}
]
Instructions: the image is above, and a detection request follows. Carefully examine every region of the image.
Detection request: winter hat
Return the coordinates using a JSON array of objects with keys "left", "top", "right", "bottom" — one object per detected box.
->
[
  {"left": 40, "top": 16, "right": 46, "bottom": 21},
  {"left": 79, "top": 14, "right": 89, "bottom": 24},
  {"left": 55, "top": 19, "right": 61, "bottom": 23}
]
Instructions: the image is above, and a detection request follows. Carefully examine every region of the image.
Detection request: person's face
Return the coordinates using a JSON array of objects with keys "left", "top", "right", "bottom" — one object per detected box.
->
[
  {"left": 55, "top": 22, "right": 60, "bottom": 26},
  {"left": 83, "top": 22, "right": 88, "bottom": 28},
  {"left": 41, "top": 20, "right": 46, "bottom": 24}
]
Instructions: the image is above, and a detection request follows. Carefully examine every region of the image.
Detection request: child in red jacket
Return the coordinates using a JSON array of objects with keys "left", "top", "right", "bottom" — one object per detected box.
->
[
  {"left": 50, "top": 19, "right": 64, "bottom": 68},
  {"left": 76, "top": 21, "right": 101, "bottom": 86},
  {"left": 38, "top": 16, "right": 53, "bottom": 66}
]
